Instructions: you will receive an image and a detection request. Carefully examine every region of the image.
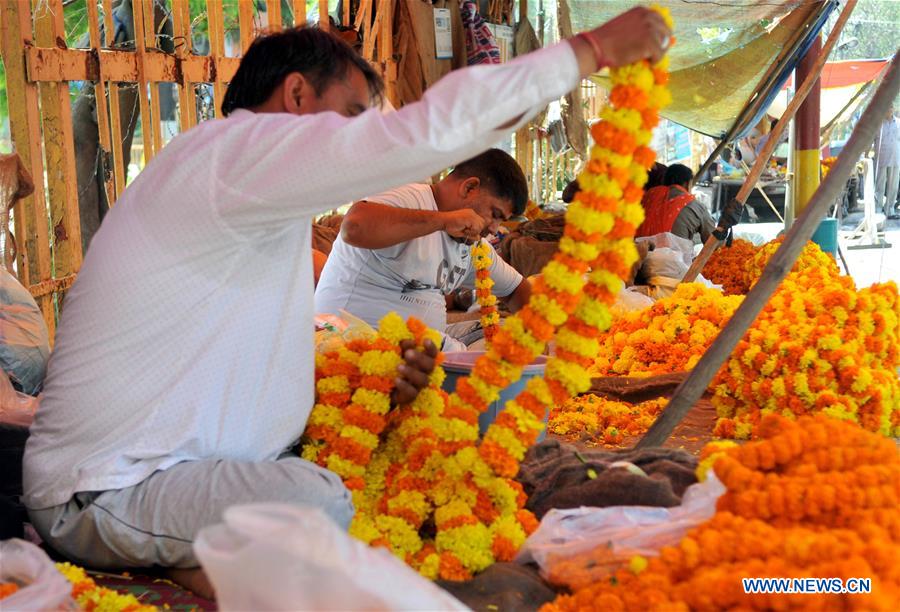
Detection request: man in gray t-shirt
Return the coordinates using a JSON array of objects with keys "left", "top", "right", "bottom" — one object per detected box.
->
[{"left": 315, "top": 149, "right": 531, "bottom": 341}]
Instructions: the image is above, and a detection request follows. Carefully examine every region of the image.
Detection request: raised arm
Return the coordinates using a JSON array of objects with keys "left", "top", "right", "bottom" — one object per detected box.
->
[{"left": 341, "top": 201, "right": 488, "bottom": 249}]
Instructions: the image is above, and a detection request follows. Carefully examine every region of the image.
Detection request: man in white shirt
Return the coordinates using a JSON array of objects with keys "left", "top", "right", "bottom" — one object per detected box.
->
[
  {"left": 22, "top": 10, "right": 670, "bottom": 597},
  {"left": 874, "top": 109, "right": 900, "bottom": 219},
  {"left": 315, "top": 149, "right": 530, "bottom": 347}
]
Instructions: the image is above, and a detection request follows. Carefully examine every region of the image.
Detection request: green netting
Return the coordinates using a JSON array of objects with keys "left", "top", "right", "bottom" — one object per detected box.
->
[{"left": 572, "top": 0, "right": 822, "bottom": 136}]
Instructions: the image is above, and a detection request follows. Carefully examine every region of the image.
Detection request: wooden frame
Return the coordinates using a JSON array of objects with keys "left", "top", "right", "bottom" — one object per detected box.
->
[{"left": 1, "top": 0, "right": 372, "bottom": 338}]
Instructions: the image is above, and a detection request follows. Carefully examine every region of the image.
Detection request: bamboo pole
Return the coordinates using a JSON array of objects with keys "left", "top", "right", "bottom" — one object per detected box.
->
[
  {"left": 683, "top": 0, "right": 858, "bottom": 284},
  {"left": 238, "top": 0, "right": 255, "bottom": 50},
  {"left": 206, "top": 0, "right": 226, "bottom": 119},
  {"left": 267, "top": 0, "right": 282, "bottom": 30},
  {"left": 84, "top": 0, "right": 117, "bottom": 206},
  {"left": 129, "top": 0, "right": 156, "bottom": 164},
  {"left": 320, "top": 0, "right": 330, "bottom": 30},
  {"left": 293, "top": 0, "right": 307, "bottom": 26},
  {"left": 637, "top": 50, "right": 900, "bottom": 449},
  {"left": 172, "top": 0, "right": 198, "bottom": 130},
  {"left": 142, "top": 0, "right": 164, "bottom": 154},
  {"left": 33, "top": 0, "right": 84, "bottom": 302},
  {"left": 100, "top": 0, "right": 127, "bottom": 196},
  {"left": 1, "top": 0, "right": 52, "bottom": 317}
]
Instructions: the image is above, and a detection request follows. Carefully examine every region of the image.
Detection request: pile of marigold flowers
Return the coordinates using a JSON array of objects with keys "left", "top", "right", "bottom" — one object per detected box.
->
[
  {"left": 543, "top": 414, "right": 900, "bottom": 611},
  {"left": 702, "top": 238, "right": 760, "bottom": 295},
  {"left": 712, "top": 241, "right": 900, "bottom": 439},
  {"left": 592, "top": 283, "right": 742, "bottom": 377},
  {"left": 548, "top": 394, "right": 667, "bottom": 445}
]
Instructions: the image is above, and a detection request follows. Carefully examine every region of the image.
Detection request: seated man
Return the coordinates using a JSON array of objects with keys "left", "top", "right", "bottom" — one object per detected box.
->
[
  {"left": 636, "top": 164, "right": 715, "bottom": 244},
  {"left": 21, "top": 11, "right": 669, "bottom": 599},
  {"left": 315, "top": 149, "right": 531, "bottom": 347}
]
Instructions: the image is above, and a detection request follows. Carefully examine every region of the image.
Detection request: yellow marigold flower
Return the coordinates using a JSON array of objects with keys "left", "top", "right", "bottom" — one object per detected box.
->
[
  {"left": 358, "top": 350, "right": 402, "bottom": 377},
  {"left": 316, "top": 375, "right": 350, "bottom": 395},
  {"left": 352, "top": 387, "right": 391, "bottom": 416},
  {"left": 378, "top": 312, "right": 413, "bottom": 344}
]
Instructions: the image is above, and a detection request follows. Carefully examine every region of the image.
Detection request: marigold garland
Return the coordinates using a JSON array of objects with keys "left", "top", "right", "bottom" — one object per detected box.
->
[
  {"left": 548, "top": 394, "right": 667, "bottom": 445},
  {"left": 542, "top": 414, "right": 900, "bottom": 611},
  {"left": 56, "top": 563, "right": 156, "bottom": 611},
  {"left": 472, "top": 240, "right": 500, "bottom": 341},
  {"left": 301, "top": 7, "right": 673, "bottom": 580}
]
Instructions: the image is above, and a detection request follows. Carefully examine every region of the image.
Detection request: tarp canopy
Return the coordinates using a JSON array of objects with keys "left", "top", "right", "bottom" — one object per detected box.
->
[
  {"left": 575, "top": 0, "right": 833, "bottom": 137},
  {"left": 767, "top": 59, "right": 890, "bottom": 128}
]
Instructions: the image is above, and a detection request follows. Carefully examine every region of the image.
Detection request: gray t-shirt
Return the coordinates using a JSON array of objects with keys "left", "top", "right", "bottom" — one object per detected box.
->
[
  {"left": 315, "top": 183, "right": 523, "bottom": 331},
  {"left": 671, "top": 198, "right": 716, "bottom": 244}
]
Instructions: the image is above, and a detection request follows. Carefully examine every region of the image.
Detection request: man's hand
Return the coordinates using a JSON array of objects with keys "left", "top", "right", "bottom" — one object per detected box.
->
[
  {"left": 392, "top": 339, "right": 439, "bottom": 405},
  {"left": 569, "top": 7, "right": 672, "bottom": 78},
  {"left": 592, "top": 8, "right": 671, "bottom": 67},
  {"left": 441, "top": 209, "right": 489, "bottom": 244}
]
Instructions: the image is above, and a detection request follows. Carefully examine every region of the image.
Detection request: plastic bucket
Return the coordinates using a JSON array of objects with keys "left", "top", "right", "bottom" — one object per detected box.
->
[
  {"left": 811, "top": 218, "right": 838, "bottom": 257},
  {"left": 441, "top": 351, "right": 549, "bottom": 440}
]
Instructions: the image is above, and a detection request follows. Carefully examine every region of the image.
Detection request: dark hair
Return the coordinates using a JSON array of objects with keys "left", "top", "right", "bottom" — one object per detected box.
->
[
  {"left": 664, "top": 164, "right": 694, "bottom": 188},
  {"left": 221, "top": 26, "right": 383, "bottom": 116},
  {"left": 450, "top": 149, "right": 529, "bottom": 215},
  {"left": 646, "top": 162, "right": 668, "bottom": 189}
]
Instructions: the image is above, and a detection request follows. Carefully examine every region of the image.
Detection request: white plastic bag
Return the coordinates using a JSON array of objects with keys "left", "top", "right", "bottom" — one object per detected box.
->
[
  {"left": 194, "top": 504, "right": 470, "bottom": 611},
  {"left": 0, "top": 370, "right": 38, "bottom": 427},
  {"left": 0, "top": 539, "right": 76, "bottom": 611},
  {"left": 1, "top": 269, "right": 50, "bottom": 396},
  {"left": 516, "top": 473, "right": 725, "bottom": 579}
]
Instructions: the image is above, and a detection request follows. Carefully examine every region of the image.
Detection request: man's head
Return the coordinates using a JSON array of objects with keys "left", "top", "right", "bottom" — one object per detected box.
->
[
  {"left": 437, "top": 149, "right": 529, "bottom": 236},
  {"left": 664, "top": 164, "right": 694, "bottom": 189},
  {"left": 221, "top": 27, "right": 383, "bottom": 118}
]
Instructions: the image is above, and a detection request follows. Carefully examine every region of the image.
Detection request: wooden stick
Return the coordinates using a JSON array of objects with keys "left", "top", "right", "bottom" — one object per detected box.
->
[
  {"left": 293, "top": 0, "right": 306, "bottom": 26},
  {"left": 266, "top": 0, "right": 282, "bottom": 31},
  {"left": 172, "top": 0, "right": 198, "bottom": 130},
  {"left": 683, "top": 0, "right": 859, "bottom": 284},
  {"left": 100, "top": 0, "right": 127, "bottom": 197},
  {"left": 85, "top": 0, "right": 117, "bottom": 206},
  {"left": 637, "top": 50, "right": 900, "bottom": 449}
]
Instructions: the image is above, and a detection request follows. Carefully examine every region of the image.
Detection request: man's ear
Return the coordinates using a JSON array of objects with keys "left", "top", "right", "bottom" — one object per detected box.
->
[
  {"left": 282, "top": 72, "right": 313, "bottom": 115},
  {"left": 459, "top": 177, "right": 481, "bottom": 199}
]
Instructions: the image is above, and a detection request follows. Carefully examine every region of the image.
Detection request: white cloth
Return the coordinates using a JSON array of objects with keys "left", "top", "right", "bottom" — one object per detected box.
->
[
  {"left": 23, "top": 41, "right": 580, "bottom": 510},
  {"left": 315, "top": 184, "right": 522, "bottom": 330}
]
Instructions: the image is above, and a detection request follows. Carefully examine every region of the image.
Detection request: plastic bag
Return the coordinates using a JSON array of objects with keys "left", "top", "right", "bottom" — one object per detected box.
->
[
  {"left": 0, "top": 539, "right": 76, "bottom": 611},
  {"left": 314, "top": 310, "right": 378, "bottom": 354},
  {"left": 610, "top": 288, "right": 654, "bottom": 316},
  {"left": 1, "top": 269, "right": 50, "bottom": 396},
  {"left": 635, "top": 232, "right": 695, "bottom": 266},
  {"left": 516, "top": 473, "right": 725, "bottom": 586},
  {"left": 1, "top": 367, "right": 38, "bottom": 427},
  {"left": 194, "top": 504, "right": 470, "bottom": 611}
]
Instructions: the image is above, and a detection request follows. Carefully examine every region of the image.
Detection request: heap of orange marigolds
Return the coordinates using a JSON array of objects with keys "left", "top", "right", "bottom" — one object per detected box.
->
[
  {"left": 548, "top": 395, "right": 667, "bottom": 446},
  {"left": 543, "top": 414, "right": 900, "bottom": 611},
  {"left": 712, "top": 240, "right": 900, "bottom": 439},
  {"left": 592, "top": 283, "right": 742, "bottom": 377},
  {"left": 301, "top": 5, "right": 674, "bottom": 580}
]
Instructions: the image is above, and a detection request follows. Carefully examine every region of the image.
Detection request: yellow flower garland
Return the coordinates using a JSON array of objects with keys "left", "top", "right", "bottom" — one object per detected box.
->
[
  {"left": 301, "top": 8, "right": 674, "bottom": 579},
  {"left": 55, "top": 563, "right": 157, "bottom": 612},
  {"left": 472, "top": 240, "right": 500, "bottom": 341}
]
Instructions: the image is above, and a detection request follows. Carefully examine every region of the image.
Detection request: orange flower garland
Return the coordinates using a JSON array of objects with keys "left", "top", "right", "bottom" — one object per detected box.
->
[
  {"left": 543, "top": 414, "right": 900, "bottom": 611},
  {"left": 472, "top": 240, "right": 500, "bottom": 341}
]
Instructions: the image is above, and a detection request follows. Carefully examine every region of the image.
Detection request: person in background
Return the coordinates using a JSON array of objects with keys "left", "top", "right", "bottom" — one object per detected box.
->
[
  {"left": 22, "top": 12, "right": 670, "bottom": 598},
  {"left": 636, "top": 163, "right": 715, "bottom": 243},
  {"left": 315, "top": 149, "right": 530, "bottom": 349},
  {"left": 874, "top": 108, "right": 900, "bottom": 220}
]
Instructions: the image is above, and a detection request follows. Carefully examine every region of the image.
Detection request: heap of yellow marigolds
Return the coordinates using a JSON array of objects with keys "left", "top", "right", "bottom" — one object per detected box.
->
[
  {"left": 543, "top": 414, "right": 900, "bottom": 611},
  {"left": 548, "top": 395, "right": 667, "bottom": 446},
  {"left": 301, "top": 5, "right": 674, "bottom": 580}
]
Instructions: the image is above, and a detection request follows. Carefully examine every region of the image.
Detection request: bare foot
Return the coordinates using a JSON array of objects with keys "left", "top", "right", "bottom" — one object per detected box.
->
[{"left": 165, "top": 567, "right": 215, "bottom": 600}]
